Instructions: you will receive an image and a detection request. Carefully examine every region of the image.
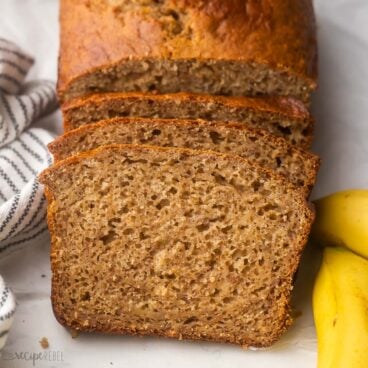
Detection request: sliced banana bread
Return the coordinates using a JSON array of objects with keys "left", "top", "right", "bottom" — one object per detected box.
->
[
  {"left": 39, "top": 144, "right": 314, "bottom": 348},
  {"left": 58, "top": 0, "right": 317, "bottom": 102},
  {"left": 49, "top": 117, "right": 319, "bottom": 195},
  {"left": 62, "top": 93, "right": 313, "bottom": 147}
]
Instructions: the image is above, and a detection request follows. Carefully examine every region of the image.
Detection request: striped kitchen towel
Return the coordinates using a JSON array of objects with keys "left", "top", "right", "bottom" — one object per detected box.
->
[
  {"left": 0, "top": 38, "right": 58, "bottom": 350},
  {"left": 0, "top": 275, "right": 16, "bottom": 351}
]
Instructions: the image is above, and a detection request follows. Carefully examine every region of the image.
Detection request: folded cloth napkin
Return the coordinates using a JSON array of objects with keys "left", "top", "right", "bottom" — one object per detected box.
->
[{"left": 0, "top": 38, "right": 58, "bottom": 350}]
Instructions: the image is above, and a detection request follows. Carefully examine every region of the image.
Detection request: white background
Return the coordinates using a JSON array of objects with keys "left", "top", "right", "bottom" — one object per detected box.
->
[{"left": 0, "top": 0, "right": 368, "bottom": 367}]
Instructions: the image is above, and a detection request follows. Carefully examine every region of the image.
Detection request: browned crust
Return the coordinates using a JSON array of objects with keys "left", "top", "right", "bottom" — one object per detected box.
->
[
  {"left": 48, "top": 117, "right": 320, "bottom": 195},
  {"left": 62, "top": 92, "right": 312, "bottom": 122},
  {"left": 40, "top": 144, "right": 315, "bottom": 348},
  {"left": 61, "top": 93, "right": 314, "bottom": 149},
  {"left": 58, "top": 0, "right": 317, "bottom": 100},
  {"left": 40, "top": 143, "right": 310, "bottom": 189}
]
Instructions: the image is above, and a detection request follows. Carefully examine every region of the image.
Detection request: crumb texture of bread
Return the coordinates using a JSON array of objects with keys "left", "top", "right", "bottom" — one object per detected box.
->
[
  {"left": 62, "top": 92, "right": 313, "bottom": 147},
  {"left": 58, "top": 0, "right": 317, "bottom": 102},
  {"left": 39, "top": 337, "right": 49, "bottom": 349},
  {"left": 40, "top": 144, "right": 314, "bottom": 348},
  {"left": 49, "top": 118, "right": 319, "bottom": 194}
]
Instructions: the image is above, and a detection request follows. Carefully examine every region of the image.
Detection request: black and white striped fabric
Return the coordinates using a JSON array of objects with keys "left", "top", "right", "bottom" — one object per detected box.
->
[
  {"left": 0, "top": 38, "right": 58, "bottom": 349},
  {"left": 0, "top": 38, "right": 57, "bottom": 254},
  {"left": 0, "top": 275, "right": 15, "bottom": 350}
]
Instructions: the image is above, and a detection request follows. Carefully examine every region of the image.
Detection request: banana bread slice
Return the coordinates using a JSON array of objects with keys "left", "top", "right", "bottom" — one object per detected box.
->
[
  {"left": 39, "top": 144, "right": 314, "bottom": 348},
  {"left": 62, "top": 93, "right": 313, "bottom": 148},
  {"left": 49, "top": 117, "right": 319, "bottom": 195},
  {"left": 58, "top": 0, "right": 317, "bottom": 102}
]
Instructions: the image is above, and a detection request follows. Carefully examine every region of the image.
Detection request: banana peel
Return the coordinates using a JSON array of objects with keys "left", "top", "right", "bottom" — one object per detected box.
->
[
  {"left": 313, "top": 246, "right": 368, "bottom": 368},
  {"left": 313, "top": 190, "right": 368, "bottom": 259}
]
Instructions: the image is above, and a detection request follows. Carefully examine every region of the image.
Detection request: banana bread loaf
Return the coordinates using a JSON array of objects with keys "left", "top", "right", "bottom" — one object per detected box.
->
[
  {"left": 49, "top": 117, "right": 319, "bottom": 195},
  {"left": 62, "top": 93, "right": 314, "bottom": 147},
  {"left": 58, "top": 0, "right": 317, "bottom": 102},
  {"left": 39, "top": 144, "right": 314, "bottom": 348}
]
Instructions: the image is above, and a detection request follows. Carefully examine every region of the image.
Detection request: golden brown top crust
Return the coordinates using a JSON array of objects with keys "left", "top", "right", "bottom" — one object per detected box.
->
[
  {"left": 59, "top": 0, "right": 317, "bottom": 94},
  {"left": 62, "top": 92, "right": 312, "bottom": 121}
]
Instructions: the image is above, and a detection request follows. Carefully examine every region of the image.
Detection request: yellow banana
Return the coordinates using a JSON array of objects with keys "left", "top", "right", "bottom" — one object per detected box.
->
[
  {"left": 313, "top": 190, "right": 368, "bottom": 259},
  {"left": 313, "top": 246, "right": 368, "bottom": 368}
]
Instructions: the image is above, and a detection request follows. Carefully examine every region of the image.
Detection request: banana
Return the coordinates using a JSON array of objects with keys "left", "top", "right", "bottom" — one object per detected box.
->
[
  {"left": 313, "top": 190, "right": 368, "bottom": 259},
  {"left": 313, "top": 246, "right": 368, "bottom": 368}
]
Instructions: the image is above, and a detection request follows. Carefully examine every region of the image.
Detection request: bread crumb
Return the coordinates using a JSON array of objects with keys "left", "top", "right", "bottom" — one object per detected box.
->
[
  {"left": 70, "top": 329, "right": 79, "bottom": 338},
  {"left": 39, "top": 337, "right": 49, "bottom": 349}
]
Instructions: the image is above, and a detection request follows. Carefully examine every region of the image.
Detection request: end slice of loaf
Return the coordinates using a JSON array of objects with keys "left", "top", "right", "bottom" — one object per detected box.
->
[
  {"left": 39, "top": 144, "right": 314, "bottom": 348},
  {"left": 58, "top": 0, "right": 317, "bottom": 102},
  {"left": 49, "top": 117, "right": 320, "bottom": 195},
  {"left": 62, "top": 92, "right": 314, "bottom": 148}
]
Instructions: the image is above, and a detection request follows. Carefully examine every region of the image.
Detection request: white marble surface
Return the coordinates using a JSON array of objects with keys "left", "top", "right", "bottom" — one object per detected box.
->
[{"left": 0, "top": 0, "right": 368, "bottom": 366}]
